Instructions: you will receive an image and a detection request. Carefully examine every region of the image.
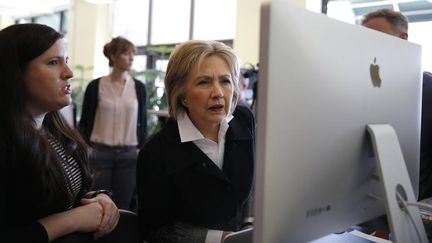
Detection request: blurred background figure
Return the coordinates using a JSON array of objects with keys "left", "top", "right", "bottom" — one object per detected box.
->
[
  {"left": 237, "top": 74, "right": 250, "bottom": 108},
  {"left": 79, "top": 36, "right": 147, "bottom": 210}
]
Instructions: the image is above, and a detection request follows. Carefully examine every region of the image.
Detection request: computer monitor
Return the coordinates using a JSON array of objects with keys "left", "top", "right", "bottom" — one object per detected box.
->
[{"left": 254, "top": 1, "right": 423, "bottom": 242}]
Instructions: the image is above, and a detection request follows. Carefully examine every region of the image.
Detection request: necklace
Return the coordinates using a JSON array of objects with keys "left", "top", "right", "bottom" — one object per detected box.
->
[{"left": 109, "top": 76, "right": 127, "bottom": 96}]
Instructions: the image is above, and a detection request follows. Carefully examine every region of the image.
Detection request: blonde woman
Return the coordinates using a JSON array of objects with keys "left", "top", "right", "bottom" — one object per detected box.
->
[{"left": 137, "top": 40, "right": 254, "bottom": 243}]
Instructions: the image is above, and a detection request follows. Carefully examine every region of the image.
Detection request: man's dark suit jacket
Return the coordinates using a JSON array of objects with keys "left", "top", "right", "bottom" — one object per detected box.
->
[
  {"left": 419, "top": 71, "right": 432, "bottom": 200},
  {"left": 137, "top": 106, "right": 255, "bottom": 243}
]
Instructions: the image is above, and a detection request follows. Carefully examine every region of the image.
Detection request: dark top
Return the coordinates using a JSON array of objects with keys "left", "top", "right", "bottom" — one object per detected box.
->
[
  {"left": 78, "top": 77, "right": 148, "bottom": 148},
  {"left": 0, "top": 135, "right": 88, "bottom": 243},
  {"left": 47, "top": 135, "right": 83, "bottom": 209},
  {"left": 137, "top": 106, "right": 255, "bottom": 243},
  {"left": 419, "top": 71, "right": 432, "bottom": 200}
]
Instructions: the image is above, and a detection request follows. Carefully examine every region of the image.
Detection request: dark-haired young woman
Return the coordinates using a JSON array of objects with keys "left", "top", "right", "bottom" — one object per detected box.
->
[{"left": 0, "top": 23, "right": 119, "bottom": 243}]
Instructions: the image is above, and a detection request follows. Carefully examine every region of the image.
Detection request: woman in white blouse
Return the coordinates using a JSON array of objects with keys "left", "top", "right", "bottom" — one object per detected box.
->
[{"left": 79, "top": 37, "right": 147, "bottom": 210}]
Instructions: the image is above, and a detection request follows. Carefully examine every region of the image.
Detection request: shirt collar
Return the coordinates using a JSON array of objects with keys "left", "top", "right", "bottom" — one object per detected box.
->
[{"left": 177, "top": 112, "right": 234, "bottom": 143}]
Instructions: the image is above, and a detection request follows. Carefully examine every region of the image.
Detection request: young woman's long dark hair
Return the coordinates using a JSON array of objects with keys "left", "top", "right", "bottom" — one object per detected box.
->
[{"left": 0, "top": 24, "right": 92, "bottom": 211}]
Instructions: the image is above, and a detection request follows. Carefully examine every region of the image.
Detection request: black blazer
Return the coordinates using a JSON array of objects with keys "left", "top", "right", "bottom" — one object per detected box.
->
[{"left": 137, "top": 106, "right": 255, "bottom": 243}]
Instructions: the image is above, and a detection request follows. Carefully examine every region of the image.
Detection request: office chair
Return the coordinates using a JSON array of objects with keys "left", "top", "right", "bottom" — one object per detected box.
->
[{"left": 53, "top": 209, "right": 142, "bottom": 243}]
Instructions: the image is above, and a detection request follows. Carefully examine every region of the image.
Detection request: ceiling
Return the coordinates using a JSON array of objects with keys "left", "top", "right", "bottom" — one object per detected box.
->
[
  {"left": 2, "top": 0, "right": 432, "bottom": 22},
  {"left": 0, "top": 0, "right": 70, "bottom": 18}
]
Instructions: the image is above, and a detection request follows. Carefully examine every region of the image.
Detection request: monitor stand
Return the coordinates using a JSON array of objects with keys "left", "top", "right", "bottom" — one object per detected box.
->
[{"left": 367, "top": 124, "right": 427, "bottom": 242}]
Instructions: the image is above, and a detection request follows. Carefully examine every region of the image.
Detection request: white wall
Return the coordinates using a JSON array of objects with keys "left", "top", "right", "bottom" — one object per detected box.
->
[
  {"left": 68, "top": 0, "right": 112, "bottom": 80},
  {"left": 234, "top": 0, "right": 322, "bottom": 67},
  {"left": 0, "top": 15, "right": 15, "bottom": 29}
]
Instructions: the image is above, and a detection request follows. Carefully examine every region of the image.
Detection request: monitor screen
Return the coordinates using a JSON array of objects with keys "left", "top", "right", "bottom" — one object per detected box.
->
[{"left": 254, "top": 1, "right": 422, "bottom": 242}]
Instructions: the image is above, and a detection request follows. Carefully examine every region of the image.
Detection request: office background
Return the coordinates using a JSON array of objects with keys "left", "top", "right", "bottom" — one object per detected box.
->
[{"left": 1, "top": 0, "right": 431, "bottom": 128}]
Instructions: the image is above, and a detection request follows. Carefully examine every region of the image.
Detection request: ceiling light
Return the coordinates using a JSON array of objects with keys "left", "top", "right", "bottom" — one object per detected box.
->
[{"left": 85, "top": 0, "right": 113, "bottom": 4}]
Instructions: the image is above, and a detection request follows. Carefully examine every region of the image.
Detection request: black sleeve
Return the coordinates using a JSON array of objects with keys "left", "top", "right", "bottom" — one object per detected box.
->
[
  {"left": 136, "top": 80, "right": 148, "bottom": 147},
  {"left": 144, "top": 221, "right": 207, "bottom": 243},
  {"left": 235, "top": 105, "right": 256, "bottom": 224},
  {"left": 419, "top": 72, "right": 432, "bottom": 200},
  {"left": 242, "top": 187, "right": 254, "bottom": 224},
  {"left": 136, "top": 137, "right": 207, "bottom": 243},
  {"left": 137, "top": 136, "right": 171, "bottom": 238},
  {"left": 77, "top": 80, "right": 97, "bottom": 145},
  {"left": 0, "top": 149, "right": 49, "bottom": 243},
  {"left": 1, "top": 222, "right": 49, "bottom": 243},
  {"left": 234, "top": 105, "right": 256, "bottom": 137}
]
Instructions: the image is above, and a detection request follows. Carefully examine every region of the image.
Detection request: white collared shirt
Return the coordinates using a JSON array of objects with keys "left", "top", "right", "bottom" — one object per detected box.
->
[
  {"left": 177, "top": 112, "right": 233, "bottom": 170},
  {"left": 177, "top": 112, "right": 234, "bottom": 243}
]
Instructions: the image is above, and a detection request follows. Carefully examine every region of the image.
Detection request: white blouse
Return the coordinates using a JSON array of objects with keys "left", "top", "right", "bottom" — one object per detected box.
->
[{"left": 90, "top": 76, "right": 138, "bottom": 146}]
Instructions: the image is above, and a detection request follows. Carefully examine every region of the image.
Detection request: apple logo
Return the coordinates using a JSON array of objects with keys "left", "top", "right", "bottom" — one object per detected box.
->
[{"left": 370, "top": 57, "right": 382, "bottom": 88}]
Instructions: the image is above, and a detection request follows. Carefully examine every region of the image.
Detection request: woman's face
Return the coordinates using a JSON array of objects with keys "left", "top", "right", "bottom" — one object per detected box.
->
[
  {"left": 112, "top": 49, "right": 134, "bottom": 71},
  {"left": 23, "top": 38, "right": 73, "bottom": 116},
  {"left": 183, "top": 55, "right": 233, "bottom": 130}
]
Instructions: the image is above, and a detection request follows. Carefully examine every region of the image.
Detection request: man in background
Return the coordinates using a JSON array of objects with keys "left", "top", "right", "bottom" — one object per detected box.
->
[{"left": 362, "top": 9, "right": 432, "bottom": 201}]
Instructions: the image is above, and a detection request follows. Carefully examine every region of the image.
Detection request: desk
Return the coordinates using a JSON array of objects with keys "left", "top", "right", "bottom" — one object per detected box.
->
[
  {"left": 312, "top": 232, "right": 375, "bottom": 243},
  {"left": 312, "top": 231, "right": 390, "bottom": 243}
]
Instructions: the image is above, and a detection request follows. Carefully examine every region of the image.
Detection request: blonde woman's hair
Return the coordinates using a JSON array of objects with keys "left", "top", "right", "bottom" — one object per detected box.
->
[{"left": 164, "top": 40, "right": 240, "bottom": 119}]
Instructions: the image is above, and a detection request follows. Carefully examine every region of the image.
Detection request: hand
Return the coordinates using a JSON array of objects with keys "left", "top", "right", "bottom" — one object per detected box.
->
[
  {"left": 71, "top": 199, "right": 104, "bottom": 233},
  {"left": 90, "top": 193, "right": 120, "bottom": 239},
  {"left": 221, "top": 231, "right": 233, "bottom": 243},
  {"left": 37, "top": 200, "right": 103, "bottom": 241}
]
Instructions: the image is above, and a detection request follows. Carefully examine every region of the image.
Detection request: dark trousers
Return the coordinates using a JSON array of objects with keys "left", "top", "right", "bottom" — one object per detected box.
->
[{"left": 91, "top": 144, "right": 137, "bottom": 210}]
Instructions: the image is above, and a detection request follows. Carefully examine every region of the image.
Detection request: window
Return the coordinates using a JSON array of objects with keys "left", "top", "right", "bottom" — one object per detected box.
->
[
  {"left": 410, "top": 21, "right": 432, "bottom": 71},
  {"left": 151, "top": 0, "right": 191, "bottom": 44},
  {"left": 326, "top": 0, "right": 432, "bottom": 71},
  {"left": 112, "top": 0, "right": 149, "bottom": 46},
  {"left": 15, "top": 10, "right": 68, "bottom": 34},
  {"left": 131, "top": 55, "right": 148, "bottom": 72},
  {"left": 193, "top": 0, "right": 236, "bottom": 40},
  {"left": 113, "top": 0, "right": 237, "bottom": 49},
  {"left": 34, "top": 14, "right": 61, "bottom": 31}
]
